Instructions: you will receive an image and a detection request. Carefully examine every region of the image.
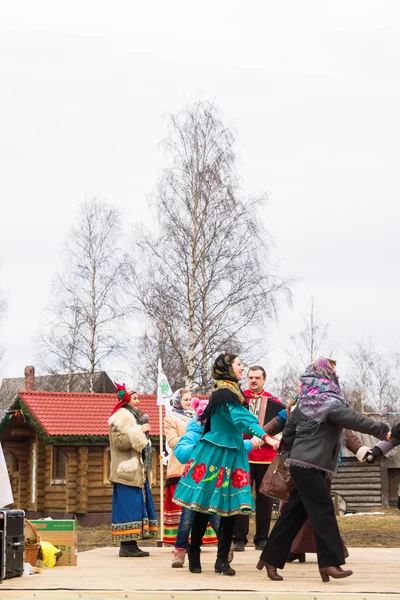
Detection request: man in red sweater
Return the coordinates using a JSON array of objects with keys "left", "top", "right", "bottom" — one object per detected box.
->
[{"left": 233, "top": 365, "right": 284, "bottom": 551}]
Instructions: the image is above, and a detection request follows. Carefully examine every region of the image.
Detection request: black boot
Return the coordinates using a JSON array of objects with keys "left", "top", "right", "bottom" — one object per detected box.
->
[
  {"left": 215, "top": 555, "right": 236, "bottom": 576},
  {"left": 215, "top": 515, "right": 236, "bottom": 575},
  {"left": 188, "top": 546, "right": 201, "bottom": 573},
  {"left": 119, "top": 540, "right": 150, "bottom": 557}
]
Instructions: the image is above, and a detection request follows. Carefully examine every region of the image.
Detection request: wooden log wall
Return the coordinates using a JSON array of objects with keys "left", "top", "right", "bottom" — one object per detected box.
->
[
  {"left": 36, "top": 437, "right": 46, "bottom": 511},
  {"left": 76, "top": 446, "right": 89, "bottom": 513},
  {"left": 3, "top": 438, "right": 167, "bottom": 515},
  {"left": 332, "top": 457, "right": 382, "bottom": 512},
  {"left": 81, "top": 445, "right": 112, "bottom": 513},
  {"left": 2, "top": 440, "right": 30, "bottom": 509}
]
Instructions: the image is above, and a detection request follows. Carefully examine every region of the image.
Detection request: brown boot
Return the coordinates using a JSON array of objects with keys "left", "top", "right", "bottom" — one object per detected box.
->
[
  {"left": 319, "top": 566, "right": 353, "bottom": 582},
  {"left": 256, "top": 560, "right": 283, "bottom": 581}
]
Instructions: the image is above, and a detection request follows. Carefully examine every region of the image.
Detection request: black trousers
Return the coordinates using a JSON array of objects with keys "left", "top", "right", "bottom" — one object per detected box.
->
[
  {"left": 191, "top": 512, "right": 235, "bottom": 558},
  {"left": 260, "top": 465, "right": 345, "bottom": 569},
  {"left": 233, "top": 463, "right": 273, "bottom": 545}
]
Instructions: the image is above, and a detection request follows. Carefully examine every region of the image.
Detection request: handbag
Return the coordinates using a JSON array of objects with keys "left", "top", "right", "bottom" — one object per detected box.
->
[{"left": 259, "top": 453, "right": 294, "bottom": 502}]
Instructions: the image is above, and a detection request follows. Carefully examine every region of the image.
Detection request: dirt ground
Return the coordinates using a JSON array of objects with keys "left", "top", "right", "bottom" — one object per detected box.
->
[{"left": 77, "top": 508, "right": 400, "bottom": 552}]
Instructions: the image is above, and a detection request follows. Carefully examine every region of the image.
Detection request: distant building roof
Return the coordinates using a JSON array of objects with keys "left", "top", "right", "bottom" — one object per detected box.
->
[
  {"left": 0, "top": 371, "right": 115, "bottom": 410},
  {"left": 1, "top": 390, "right": 208, "bottom": 442},
  {"left": 17, "top": 390, "right": 161, "bottom": 437}
]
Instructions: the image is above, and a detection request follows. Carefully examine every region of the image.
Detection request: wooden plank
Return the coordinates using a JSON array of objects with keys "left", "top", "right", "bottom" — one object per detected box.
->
[
  {"left": 334, "top": 489, "right": 381, "bottom": 497},
  {"left": 332, "top": 477, "right": 381, "bottom": 484},
  {"left": 334, "top": 467, "right": 380, "bottom": 474},
  {"left": 87, "top": 488, "right": 113, "bottom": 497},
  {"left": 1, "top": 547, "right": 400, "bottom": 598},
  {"left": 332, "top": 484, "right": 382, "bottom": 491}
]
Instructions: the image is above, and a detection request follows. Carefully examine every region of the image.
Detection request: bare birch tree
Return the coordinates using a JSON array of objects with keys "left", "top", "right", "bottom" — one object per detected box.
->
[
  {"left": 270, "top": 296, "right": 336, "bottom": 403},
  {"left": 345, "top": 341, "right": 400, "bottom": 413},
  {"left": 127, "top": 100, "right": 292, "bottom": 391},
  {"left": 345, "top": 339, "right": 375, "bottom": 412},
  {"left": 39, "top": 199, "right": 129, "bottom": 391},
  {"left": 290, "top": 295, "right": 333, "bottom": 368}
]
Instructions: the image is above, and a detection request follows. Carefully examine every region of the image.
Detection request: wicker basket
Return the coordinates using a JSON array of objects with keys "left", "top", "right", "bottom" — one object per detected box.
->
[{"left": 24, "top": 519, "right": 41, "bottom": 566}]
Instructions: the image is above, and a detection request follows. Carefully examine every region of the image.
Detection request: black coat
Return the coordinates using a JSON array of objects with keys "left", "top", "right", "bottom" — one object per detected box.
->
[{"left": 282, "top": 402, "right": 389, "bottom": 477}]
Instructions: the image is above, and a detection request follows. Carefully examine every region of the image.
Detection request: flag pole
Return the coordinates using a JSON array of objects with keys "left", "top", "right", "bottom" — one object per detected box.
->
[
  {"left": 156, "top": 358, "right": 172, "bottom": 548},
  {"left": 158, "top": 403, "right": 164, "bottom": 547}
]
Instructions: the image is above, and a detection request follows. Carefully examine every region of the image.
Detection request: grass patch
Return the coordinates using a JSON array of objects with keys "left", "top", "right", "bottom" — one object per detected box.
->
[{"left": 77, "top": 508, "right": 400, "bottom": 552}]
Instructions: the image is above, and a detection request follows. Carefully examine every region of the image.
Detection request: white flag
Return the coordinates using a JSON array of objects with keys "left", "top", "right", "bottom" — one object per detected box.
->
[{"left": 157, "top": 359, "right": 173, "bottom": 408}]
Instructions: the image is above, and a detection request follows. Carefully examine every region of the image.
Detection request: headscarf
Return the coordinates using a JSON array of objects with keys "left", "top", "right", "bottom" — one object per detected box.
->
[
  {"left": 297, "top": 358, "right": 345, "bottom": 429},
  {"left": 201, "top": 353, "right": 246, "bottom": 431},
  {"left": 210, "top": 352, "right": 244, "bottom": 403},
  {"left": 170, "top": 389, "right": 195, "bottom": 422}
]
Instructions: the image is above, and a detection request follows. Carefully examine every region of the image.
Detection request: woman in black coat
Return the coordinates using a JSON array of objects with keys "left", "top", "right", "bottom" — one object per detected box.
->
[{"left": 257, "top": 358, "right": 390, "bottom": 583}]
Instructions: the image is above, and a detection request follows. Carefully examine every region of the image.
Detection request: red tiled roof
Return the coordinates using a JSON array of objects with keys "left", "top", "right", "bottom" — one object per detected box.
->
[
  {"left": 17, "top": 391, "right": 208, "bottom": 438},
  {"left": 18, "top": 391, "right": 168, "bottom": 437}
]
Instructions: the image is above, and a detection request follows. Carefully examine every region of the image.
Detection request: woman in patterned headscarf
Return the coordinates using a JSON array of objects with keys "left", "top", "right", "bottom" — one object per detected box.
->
[
  {"left": 257, "top": 358, "right": 390, "bottom": 583},
  {"left": 173, "top": 353, "right": 279, "bottom": 576},
  {"left": 163, "top": 389, "right": 219, "bottom": 566}
]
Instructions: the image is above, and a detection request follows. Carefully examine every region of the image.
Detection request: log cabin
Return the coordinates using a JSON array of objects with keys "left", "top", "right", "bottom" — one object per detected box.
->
[{"left": 0, "top": 386, "right": 166, "bottom": 526}]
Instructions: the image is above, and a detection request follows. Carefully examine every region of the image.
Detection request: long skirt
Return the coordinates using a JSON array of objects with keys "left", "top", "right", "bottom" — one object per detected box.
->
[
  {"left": 112, "top": 481, "right": 159, "bottom": 541},
  {"left": 163, "top": 481, "right": 218, "bottom": 545},
  {"left": 173, "top": 439, "right": 254, "bottom": 517}
]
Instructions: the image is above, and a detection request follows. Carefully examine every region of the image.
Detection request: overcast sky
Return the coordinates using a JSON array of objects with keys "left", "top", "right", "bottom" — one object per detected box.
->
[{"left": 1, "top": 0, "right": 399, "bottom": 385}]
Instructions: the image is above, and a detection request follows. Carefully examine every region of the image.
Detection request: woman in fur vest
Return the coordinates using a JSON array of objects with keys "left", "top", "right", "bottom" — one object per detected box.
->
[{"left": 109, "top": 383, "right": 158, "bottom": 557}]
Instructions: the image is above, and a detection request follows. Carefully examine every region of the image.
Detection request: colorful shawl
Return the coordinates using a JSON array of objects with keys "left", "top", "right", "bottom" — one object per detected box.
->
[{"left": 297, "top": 358, "right": 345, "bottom": 427}]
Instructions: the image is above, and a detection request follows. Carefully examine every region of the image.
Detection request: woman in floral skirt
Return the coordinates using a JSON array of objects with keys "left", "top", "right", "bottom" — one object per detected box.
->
[{"left": 173, "top": 353, "right": 279, "bottom": 576}]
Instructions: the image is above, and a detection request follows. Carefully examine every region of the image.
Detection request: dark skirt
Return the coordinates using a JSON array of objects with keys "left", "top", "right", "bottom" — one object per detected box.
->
[{"left": 111, "top": 481, "right": 159, "bottom": 541}]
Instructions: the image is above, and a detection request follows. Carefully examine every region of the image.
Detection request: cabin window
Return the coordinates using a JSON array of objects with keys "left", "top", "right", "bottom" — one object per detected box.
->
[
  {"left": 52, "top": 447, "right": 67, "bottom": 484},
  {"left": 103, "top": 447, "right": 112, "bottom": 485}
]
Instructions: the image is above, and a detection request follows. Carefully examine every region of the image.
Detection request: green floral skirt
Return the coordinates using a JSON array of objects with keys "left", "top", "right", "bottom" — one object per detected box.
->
[{"left": 173, "top": 438, "right": 254, "bottom": 517}]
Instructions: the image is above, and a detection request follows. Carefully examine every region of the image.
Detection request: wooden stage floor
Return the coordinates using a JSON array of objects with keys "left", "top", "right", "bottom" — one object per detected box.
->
[{"left": 1, "top": 546, "right": 399, "bottom": 599}]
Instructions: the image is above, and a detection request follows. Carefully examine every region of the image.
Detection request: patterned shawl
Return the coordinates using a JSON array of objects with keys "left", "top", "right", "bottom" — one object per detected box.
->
[{"left": 297, "top": 358, "right": 345, "bottom": 428}]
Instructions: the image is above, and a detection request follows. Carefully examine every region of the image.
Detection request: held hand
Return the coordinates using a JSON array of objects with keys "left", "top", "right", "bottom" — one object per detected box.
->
[
  {"left": 367, "top": 446, "right": 383, "bottom": 463},
  {"left": 365, "top": 450, "right": 374, "bottom": 463},
  {"left": 250, "top": 437, "right": 262, "bottom": 450},
  {"left": 142, "top": 424, "right": 151, "bottom": 434},
  {"left": 387, "top": 431, "right": 392, "bottom": 441},
  {"left": 264, "top": 436, "right": 280, "bottom": 451}
]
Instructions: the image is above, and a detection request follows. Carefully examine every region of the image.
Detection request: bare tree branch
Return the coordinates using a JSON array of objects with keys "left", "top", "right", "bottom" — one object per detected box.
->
[
  {"left": 126, "top": 100, "right": 293, "bottom": 392},
  {"left": 38, "top": 198, "right": 130, "bottom": 391}
]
